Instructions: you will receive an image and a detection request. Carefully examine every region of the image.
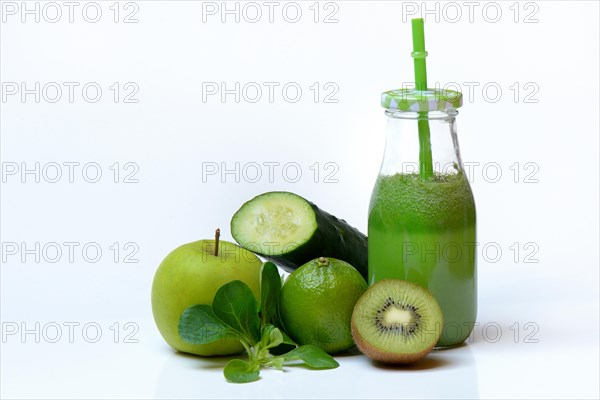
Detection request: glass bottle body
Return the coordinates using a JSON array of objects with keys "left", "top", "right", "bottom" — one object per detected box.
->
[{"left": 368, "top": 110, "right": 477, "bottom": 347}]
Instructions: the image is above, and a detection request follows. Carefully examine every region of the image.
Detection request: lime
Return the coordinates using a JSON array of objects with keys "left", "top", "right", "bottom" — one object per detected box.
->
[{"left": 279, "top": 257, "right": 368, "bottom": 354}]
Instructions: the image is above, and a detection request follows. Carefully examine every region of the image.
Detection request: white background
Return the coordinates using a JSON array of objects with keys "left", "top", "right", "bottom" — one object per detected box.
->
[{"left": 1, "top": 1, "right": 599, "bottom": 399}]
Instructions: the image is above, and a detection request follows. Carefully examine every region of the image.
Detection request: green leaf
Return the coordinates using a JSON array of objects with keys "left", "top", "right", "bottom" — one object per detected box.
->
[
  {"left": 178, "top": 304, "right": 236, "bottom": 345},
  {"left": 279, "top": 329, "right": 296, "bottom": 346},
  {"left": 260, "top": 324, "right": 284, "bottom": 350},
  {"left": 223, "top": 359, "right": 260, "bottom": 384},
  {"left": 253, "top": 325, "right": 284, "bottom": 362},
  {"left": 269, "top": 328, "right": 297, "bottom": 356},
  {"left": 259, "top": 262, "right": 282, "bottom": 325},
  {"left": 283, "top": 345, "right": 340, "bottom": 369},
  {"left": 212, "top": 280, "right": 261, "bottom": 345},
  {"left": 272, "top": 280, "right": 292, "bottom": 335},
  {"left": 267, "top": 356, "right": 284, "bottom": 370}
]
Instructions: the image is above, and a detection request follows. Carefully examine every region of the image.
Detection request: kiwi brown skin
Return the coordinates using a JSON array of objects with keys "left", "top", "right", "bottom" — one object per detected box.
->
[
  {"left": 350, "top": 279, "right": 443, "bottom": 364},
  {"left": 351, "top": 322, "right": 438, "bottom": 364}
]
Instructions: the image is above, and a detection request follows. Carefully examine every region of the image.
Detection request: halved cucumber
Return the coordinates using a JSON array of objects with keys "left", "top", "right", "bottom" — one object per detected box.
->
[{"left": 231, "top": 191, "right": 367, "bottom": 279}]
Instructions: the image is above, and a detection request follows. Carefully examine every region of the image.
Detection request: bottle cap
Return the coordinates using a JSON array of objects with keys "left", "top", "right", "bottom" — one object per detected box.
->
[{"left": 381, "top": 88, "right": 462, "bottom": 112}]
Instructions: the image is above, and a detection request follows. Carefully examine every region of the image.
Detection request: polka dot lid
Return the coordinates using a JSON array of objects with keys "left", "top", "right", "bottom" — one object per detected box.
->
[{"left": 381, "top": 88, "right": 463, "bottom": 112}]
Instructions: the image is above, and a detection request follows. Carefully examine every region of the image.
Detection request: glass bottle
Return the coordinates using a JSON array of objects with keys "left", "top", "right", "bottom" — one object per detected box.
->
[{"left": 368, "top": 89, "right": 477, "bottom": 347}]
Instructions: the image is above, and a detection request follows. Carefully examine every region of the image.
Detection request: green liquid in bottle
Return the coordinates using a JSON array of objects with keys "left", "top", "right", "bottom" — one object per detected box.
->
[{"left": 368, "top": 172, "right": 477, "bottom": 347}]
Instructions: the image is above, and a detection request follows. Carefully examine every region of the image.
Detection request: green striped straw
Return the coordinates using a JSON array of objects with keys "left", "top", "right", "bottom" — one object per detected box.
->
[{"left": 411, "top": 18, "right": 433, "bottom": 181}]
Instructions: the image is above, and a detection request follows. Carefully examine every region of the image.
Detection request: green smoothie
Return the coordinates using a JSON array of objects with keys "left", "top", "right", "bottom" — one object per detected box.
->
[{"left": 368, "top": 172, "right": 477, "bottom": 347}]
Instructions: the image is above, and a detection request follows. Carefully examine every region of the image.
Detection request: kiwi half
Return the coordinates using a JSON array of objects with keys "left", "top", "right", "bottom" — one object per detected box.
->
[{"left": 351, "top": 279, "right": 443, "bottom": 364}]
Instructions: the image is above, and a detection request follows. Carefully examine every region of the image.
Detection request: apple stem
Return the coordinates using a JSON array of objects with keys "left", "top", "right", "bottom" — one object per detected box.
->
[{"left": 214, "top": 228, "right": 220, "bottom": 257}]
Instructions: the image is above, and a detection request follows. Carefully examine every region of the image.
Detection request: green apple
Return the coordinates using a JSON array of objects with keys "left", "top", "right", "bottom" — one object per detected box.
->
[{"left": 151, "top": 235, "right": 262, "bottom": 356}]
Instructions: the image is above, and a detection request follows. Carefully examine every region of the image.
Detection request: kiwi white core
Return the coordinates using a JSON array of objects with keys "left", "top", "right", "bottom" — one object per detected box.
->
[{"left": 383, "top": 308, "right": 413, "bottom": 326}]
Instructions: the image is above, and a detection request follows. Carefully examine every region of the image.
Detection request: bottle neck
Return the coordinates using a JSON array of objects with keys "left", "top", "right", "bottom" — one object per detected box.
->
[{"left": 379, "top": 109, "right": 465, "bottom": 179}]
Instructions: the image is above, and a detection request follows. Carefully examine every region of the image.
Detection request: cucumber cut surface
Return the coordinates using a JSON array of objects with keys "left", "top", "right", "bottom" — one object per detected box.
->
[
  {"left": 230, "top": 192, "right": 318, "bottom": 255},
  {"left": 231, "top": 191, "right": 368, "bottom": 279}
]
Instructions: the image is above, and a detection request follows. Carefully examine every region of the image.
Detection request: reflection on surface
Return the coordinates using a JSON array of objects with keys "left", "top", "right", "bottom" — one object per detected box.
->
[
  {"left": 154, "top": 350, "right": 286, "bottom": 399},
  {"left": 354, "top": 344, "right": 479, "bottom": 399},
  {"left": 154, "top": 343, "right": 479, "bottom": 399}
]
